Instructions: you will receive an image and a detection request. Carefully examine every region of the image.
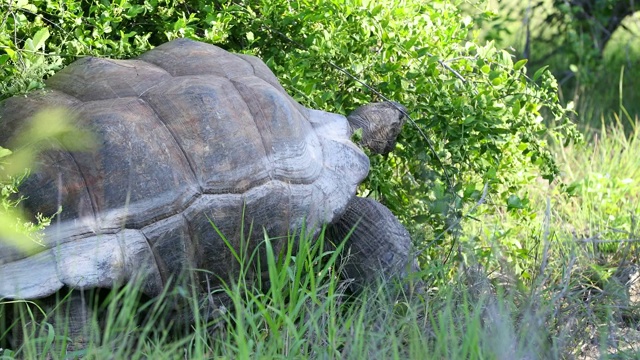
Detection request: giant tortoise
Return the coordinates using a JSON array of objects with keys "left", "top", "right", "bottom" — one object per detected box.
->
[{"left": 0, "top": 39, "right": 418, "bottom": 331}]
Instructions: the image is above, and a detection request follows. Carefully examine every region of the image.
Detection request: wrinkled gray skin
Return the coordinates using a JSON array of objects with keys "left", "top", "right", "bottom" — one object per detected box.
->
[
  {"left": 347, "top": 102, "right": 407, "bottom": 155},
  {"left": 0, "top": 39, "right": 419, "bottom": 349},
  {"left": 340, "top": 101, "right": 419, "bottom": 291},
  {"left": 329, "top": 196, "right": 421, "bottom": 293}
]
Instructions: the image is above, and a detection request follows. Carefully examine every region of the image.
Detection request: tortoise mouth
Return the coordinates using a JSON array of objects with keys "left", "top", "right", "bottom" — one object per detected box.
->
[{"left": 346, "top": 101, "right": 407, "bottom": 155}]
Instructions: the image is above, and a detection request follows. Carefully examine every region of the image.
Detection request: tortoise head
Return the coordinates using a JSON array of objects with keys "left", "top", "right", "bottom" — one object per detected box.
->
[{"left": 346, "top": 101, "right": 407, "bottom": 155}]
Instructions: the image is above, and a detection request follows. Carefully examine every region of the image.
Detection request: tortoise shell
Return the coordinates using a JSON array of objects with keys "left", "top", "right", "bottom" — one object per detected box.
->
[{"left": 0, "top": 38, "right": 369, "bottom": 299}]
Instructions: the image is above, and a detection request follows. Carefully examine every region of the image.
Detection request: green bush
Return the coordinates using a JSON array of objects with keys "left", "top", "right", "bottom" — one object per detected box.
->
[{"left": 0, "top": 0, "right": 580, "bottom": 273}]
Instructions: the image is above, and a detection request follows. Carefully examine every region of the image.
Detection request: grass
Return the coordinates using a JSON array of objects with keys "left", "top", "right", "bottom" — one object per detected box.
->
[
  {"left": 2, "top": 114, "right": 640, "bottom": 358},
  {"left": 462, "top": 111, "right": 640, "bottom": 358},
  {"left": 1, "top": 227, "right": 429, "bottom": 359},
  {"left": 0, "top": 120, "right": 636, "bottom": 358}
]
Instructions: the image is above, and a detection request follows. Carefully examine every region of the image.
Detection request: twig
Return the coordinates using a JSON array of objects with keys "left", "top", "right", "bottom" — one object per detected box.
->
[
  {"left": 418, "top": 180, "right": 490, "bottom": 260},
  {"left": 552, "top": 251, "right": 577, "bottom": 321},
  {"left": 577, "top": 238, "right": 640, "bottom": 244},
  {"left": 537, "top": 196, "right": 552, "bottom": 280}
]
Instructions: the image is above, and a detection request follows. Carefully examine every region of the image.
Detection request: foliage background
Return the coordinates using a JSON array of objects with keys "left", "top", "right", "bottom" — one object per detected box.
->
[
  {"left": 481, "top": 0, "right": 640, "bottom": 129},
  {"left": 1, "top": 0, "right": 579, "bottom": 276}
]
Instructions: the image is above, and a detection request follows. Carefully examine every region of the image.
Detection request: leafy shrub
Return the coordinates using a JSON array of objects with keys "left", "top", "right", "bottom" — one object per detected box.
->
[{"left": 0, "top": 0, "right": 580, "bottom": 272}]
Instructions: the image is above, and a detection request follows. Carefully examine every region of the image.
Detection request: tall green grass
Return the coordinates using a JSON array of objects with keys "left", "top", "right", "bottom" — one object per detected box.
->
[
  {"left": 459, "top": 110, "right": 640, "bottom": 358},
  {"left": 0, "top": 224, "right": 556, "bottom": 359},
  {"left": 3, "top": 116, "right": 640, "bottom": 359}
]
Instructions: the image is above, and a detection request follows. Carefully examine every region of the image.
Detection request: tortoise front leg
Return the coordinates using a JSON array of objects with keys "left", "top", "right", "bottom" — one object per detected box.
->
[{"left": 328, "top": 196, "right": 421, "bottom": 293}]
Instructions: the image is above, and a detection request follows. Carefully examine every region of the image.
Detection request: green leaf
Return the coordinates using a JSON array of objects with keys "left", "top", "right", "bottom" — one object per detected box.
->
[
  {"left": 23, "top": 38, "right": 35, "bottom": 52},
  {"left": 514, "top": 59, "right": 527, "bottom": 71},
  {"left": 564, "top": 180, "right": 582, "bottom": 196},
  {"left": 488, "top": 70, "right": 502, "bottom": 81},
  {"left": 411, "top": 214, "right": 430, "bottom": 223},
  {"left": 371, "top": 4, "right": 383, "bottom": 16},
  {"left": 512, "top": 100, "right": 521, "bottom": 117},
  {"left": 15, "top": 0, "right": 37, "bottom": 12},
  {"left": 0, "top": 147, "right": 12, "bottom": 159},
  {"left": 463, "top": 116, "right": 476, "bottom": 124},
  {"left": 507, "top": 196, "right": 523, "bottom": 211},
  {"left": 26, "top": 80, "right": 41, "bottom": 91},
  {"left": 533, "top": 65, "right": 549, "bottom": 81},
  {"left": 4, "top": 48, "right": 16, "bottom": 61},
  {"left": 31, "top": 28, "right": 50, "bottom": 51},
  {"left": 416, "top": 47, "right": 429, "bottom": 57},
  {"left": 351, "top": 128, "right": 363, "bottom": 143}
]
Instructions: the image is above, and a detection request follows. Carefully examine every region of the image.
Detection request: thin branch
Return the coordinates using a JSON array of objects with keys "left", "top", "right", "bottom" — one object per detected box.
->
[{"left": 417, "top": 180, "right": 491, "bottom": 259}]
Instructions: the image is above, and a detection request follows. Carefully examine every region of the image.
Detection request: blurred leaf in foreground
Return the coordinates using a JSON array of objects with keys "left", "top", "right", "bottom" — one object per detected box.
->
[{"left": 0, "top": 108, "right": 95, "bottom": 252}]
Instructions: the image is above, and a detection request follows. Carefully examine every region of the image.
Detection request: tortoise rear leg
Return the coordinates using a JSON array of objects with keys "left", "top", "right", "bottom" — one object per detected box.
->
[
  {"left": 327, "top": 196, "right": 422, "bottom": 294},
  {"left": 55, "top": 290, "right": 93, "bottom": 351},
  {"left": 10, "top": 290, "right": 93, "bottom": 354}
]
